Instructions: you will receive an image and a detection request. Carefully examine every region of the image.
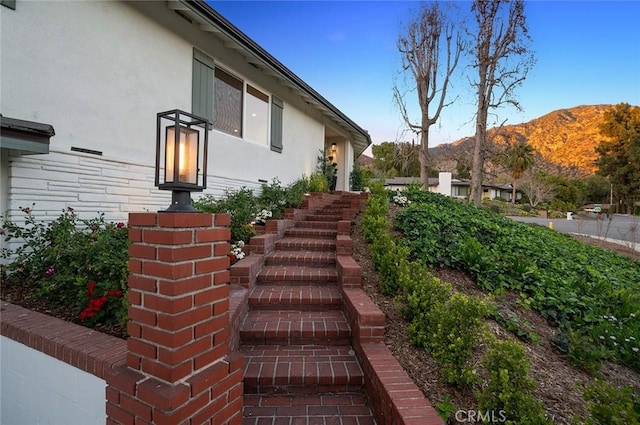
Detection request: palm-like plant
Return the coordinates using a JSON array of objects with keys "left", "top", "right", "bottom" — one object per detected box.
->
[{"left": 502, "top": 142, "right": 535, "bottom": 203}]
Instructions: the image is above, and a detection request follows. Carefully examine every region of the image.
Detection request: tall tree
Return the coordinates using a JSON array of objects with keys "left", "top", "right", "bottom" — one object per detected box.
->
[
  {"left": 595, "top": 103, "right": 640, "bottom": 213},
  {"left": 500, "top": 141, "right": 534, "bottom": 203},
  {"left": 468, "top": 0, "right": 534, "bottom": 206},
  {"left": 371, "top": 142, "right": 421, "bottom": 178},
  {"left": 394, "top": 2, "right": 464, "bottom": 186}
]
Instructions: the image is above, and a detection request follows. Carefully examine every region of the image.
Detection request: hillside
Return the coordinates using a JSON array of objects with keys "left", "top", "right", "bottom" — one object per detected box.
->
[{"left": 430, "top": 104, "right": 616, "bottom": 178}]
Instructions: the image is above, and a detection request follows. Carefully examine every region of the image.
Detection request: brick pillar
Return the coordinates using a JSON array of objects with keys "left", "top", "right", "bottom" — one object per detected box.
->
[{"left": 106, "top": 212, "right": 243, "bottom": 425}]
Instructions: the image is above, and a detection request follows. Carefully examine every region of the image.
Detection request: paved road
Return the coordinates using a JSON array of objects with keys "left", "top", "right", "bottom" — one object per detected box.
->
[{"left": 509, "top": 214, "right": 640, "bottom": 250}]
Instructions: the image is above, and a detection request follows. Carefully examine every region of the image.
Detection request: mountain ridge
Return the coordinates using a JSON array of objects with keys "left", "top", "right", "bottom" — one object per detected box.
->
[{"left": 429, "top": 104, "right": 618, "bottom": 177}]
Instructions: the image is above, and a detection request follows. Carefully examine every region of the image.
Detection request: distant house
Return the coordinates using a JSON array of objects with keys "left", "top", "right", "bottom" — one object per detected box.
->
[
  {"left": 482, "top": 183, "right": 523, "bottom": 202},
  {"left": 384, "top": 172, "right": 521, "bottom": 201},
  {"left": 0, "top": 0, "right": 371, "bottom": 223}
]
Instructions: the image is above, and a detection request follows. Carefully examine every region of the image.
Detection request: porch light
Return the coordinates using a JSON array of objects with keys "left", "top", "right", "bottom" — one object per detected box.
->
[
  {"left": 331, "top": 142, "right": 337, "bottom": 153},
  {"left": 155, "top": 109, "right": 209, "bottom": 212}
]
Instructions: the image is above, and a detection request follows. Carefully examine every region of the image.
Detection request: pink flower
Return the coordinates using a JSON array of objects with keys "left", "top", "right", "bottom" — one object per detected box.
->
[{"left": 44, "top": 265, "right": 55, "bottom": 277}]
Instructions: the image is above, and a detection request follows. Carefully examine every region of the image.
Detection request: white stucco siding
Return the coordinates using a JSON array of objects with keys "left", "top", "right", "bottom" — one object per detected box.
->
[
  {"left": 0, "top": 1, "right": 192, "bottom": 163},
  {"left": 0, "top": 336, "right": 106, "bottom": 425},
  {"left": 1, "top": 0, "right": 329, "bottom": 224},
  {"left": 208, "top": 103, "right": 323, "bottom": 185}
]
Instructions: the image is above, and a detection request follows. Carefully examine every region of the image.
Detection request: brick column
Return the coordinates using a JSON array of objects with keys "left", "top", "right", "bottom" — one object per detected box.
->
[{"left": 106, "top": 212, "right": 243, "bottom": 425}]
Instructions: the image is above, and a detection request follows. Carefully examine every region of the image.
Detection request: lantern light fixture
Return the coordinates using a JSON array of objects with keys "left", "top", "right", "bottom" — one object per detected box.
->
[
  {"left": 331, "top": 142, "right": 337, "bottom": 153},
  {"left": 155, "top": 109, "right": 209, "bottom": 212}
]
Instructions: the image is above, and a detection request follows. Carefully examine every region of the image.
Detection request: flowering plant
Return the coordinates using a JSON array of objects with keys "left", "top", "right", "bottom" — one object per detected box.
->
[
  {"left": 393, "top": 195, "right": 412, "bottom": 207},
  {"left": 230, "top": 241, "right": 246, "bottom": 264},
  {"left": 255, "top": 209, "right": 273, "bottom": 224},
  {"left": 78, "top": 280, "right": 125, "bottom": 326}
]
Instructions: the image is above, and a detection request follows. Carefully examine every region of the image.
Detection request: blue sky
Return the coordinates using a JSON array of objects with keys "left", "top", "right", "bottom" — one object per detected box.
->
[{"left": 209, "top": 1, "right": 640, "bottom": 152}]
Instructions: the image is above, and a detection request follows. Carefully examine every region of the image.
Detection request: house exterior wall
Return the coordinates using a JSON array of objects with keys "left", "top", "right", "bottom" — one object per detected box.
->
[
  {"left": 436, "top": 172, "right": 452, "bottom": 197},
  {"left": 0, "top": 0, "right": 334, "bottom": 224},
  {"left": 0, "top": 336, "right": 106, "bottom": 425}
]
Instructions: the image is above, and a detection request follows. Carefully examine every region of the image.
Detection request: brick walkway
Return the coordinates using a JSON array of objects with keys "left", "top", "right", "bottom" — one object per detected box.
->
[{"left": 240, "top": 196, "right": 377, "bottom": 424}]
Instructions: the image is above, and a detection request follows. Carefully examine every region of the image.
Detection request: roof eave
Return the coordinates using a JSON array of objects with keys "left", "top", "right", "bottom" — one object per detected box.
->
[{"left": 177, "top": 0, "right": 372, "bottom": 156}]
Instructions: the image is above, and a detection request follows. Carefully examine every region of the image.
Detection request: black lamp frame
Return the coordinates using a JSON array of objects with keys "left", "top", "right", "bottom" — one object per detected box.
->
[{"left": 155, "top": 109, "right": 209, "bottom": 212}]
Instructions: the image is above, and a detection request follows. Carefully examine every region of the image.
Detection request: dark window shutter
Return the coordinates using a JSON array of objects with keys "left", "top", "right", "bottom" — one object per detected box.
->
[
  {"left": 192, "top": 49, "right": 214, "bottom": 124},
  {"left": 270, "top": 96, "right": 283, "bottom": 153},
  {"left": 1, "top": 0, "right": 16, "bottom": 10}
]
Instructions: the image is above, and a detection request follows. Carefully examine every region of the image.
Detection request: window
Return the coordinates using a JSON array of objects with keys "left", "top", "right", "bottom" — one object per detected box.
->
[
  {"left": 214, "top": 68, "right": 243, "bottom": 137},
  {"left": 245, "top": 85, "right": 269, "bottom": 145},
  {"left": 191, "top": 50, "right": 284, "bottom": 153},
  {"left": 453, "top": 186, "right": 469, "bottom": 197}
]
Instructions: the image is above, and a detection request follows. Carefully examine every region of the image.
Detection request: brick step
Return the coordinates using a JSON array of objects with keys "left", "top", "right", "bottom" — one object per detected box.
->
[
  {"left": 295, "top": 220, "right": 338, "bottom": 229},
  {"left": 274, "top": 237, "right": 336, "bottom": 252},
  {"left": 248, "top": 285, "right": 342, "bottom": 311},
  {"left": 241, "top": 345, "right": 364, "bottom": 395},
  {"left": 284, "top": 227, "right": 337, "bottom": 239},
  {"left": 265, "top": 251, "right": 336, "bottom": 267},
  {"left": 314, "top": 208, "right": 346, "bottom": 214},
  {"left": 240, "top": 310, "right": 351, "bottom": 345},
  {"left": 242, "top": 394, "right": 375, "bottom": 425},
  {"left": 304, "top": 214, "right": 342, "bottom": 222},
  {"left": 257, "top": 265, "right": 337, "bottom": 286}
]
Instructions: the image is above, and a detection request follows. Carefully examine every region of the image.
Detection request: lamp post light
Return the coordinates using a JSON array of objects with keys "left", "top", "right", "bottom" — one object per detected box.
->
[{"left": 155, "top": 110, "right": 209, "bottom": 212}]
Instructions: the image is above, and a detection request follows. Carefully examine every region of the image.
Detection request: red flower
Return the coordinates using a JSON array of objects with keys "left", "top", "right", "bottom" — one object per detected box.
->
[
  {"left": 116, "top": 222, "right": 125, "bottom": 228},
  {"left": 86, "top": 281, "right": 96, "bottom": 296},
  {"left": 230, "top": 254, "right": 237, "bottom": 262}
]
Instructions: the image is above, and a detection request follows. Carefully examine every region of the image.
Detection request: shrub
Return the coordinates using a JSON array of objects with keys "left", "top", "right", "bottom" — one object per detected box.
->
[
  {"left": 398, "top": 261, "right": 451, "bottom": 322},
  {"left": 582, "top": 379, "right": 640, "bottom": 425},
  {"left": 477, "top": 339, "right": 552, "bottom": 424},
  {"left": 285, "top": 176, "right": 310, "bottom": 208},
  {"left": 423, "top": 293, "right": 489, "bottom": 386},
  {"left": 258, "top": 178, "right": 288, "bottom": 218},
  {"left": 350, "top": 163, "right": 369, "bottom": 191},
  {"left": 361, "top": 182, "right": 389, "bottom": 243},
  {"left": 368, "top": 180, "right": 386, "bottom": 197},
  {"left": 78, "top": 280, "right": 125, "bottom": 328},
  {"left": 194, "top": 187, "right": 258, "bottom": 243},
  {"left": 308, "top": 172, "right": 328, "bottom": 193},
  {"left": 1, "top": 207, "right": 129, "bottom": 330},
  {"left": 370, "top": 234, "right": 409, "bottom": 296}
]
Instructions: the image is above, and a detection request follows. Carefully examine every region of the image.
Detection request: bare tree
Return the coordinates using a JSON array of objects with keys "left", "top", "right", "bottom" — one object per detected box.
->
[
  {"left": 468, "top": 0, "right": 535, "bottom": 206},
  {"left": 394, "top": 2, "right": 464, "bottom": 186},
  {"left": 520, "top": 170, "right": 554, "bottom": 207}
]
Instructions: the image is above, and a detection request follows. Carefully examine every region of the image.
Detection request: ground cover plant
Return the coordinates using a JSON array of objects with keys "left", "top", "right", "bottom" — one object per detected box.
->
[
  {"left": 393, "top": 188, "right": 640, "bottom": 372},
  {"left": 362, "top": 181, "right": 640, "bottom": 423}
]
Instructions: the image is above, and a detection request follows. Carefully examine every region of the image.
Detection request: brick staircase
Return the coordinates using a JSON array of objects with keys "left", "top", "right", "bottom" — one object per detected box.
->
[
  {"left": 230, "top": 192, "right": 443, "bottom": 425},
  {"left": 240, "top": 194, "right": 376, "bottom": 424}
]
